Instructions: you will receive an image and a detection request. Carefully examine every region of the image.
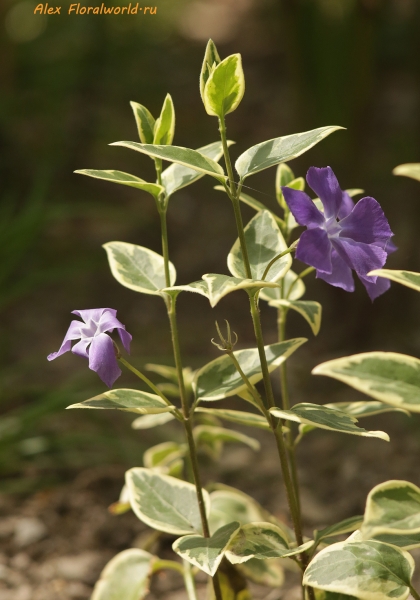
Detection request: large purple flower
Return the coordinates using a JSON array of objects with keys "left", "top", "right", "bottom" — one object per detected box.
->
[
  {"left": 48, "top": 308, "right": 132, "bottom": 387},
  {"left": 282, "top": 166, "right": 395, "bottom": 300}
]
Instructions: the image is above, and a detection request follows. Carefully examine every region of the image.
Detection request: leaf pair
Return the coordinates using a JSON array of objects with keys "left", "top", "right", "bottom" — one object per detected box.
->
[{"left": 131, "top": 94, "right": 175, "bottom": 146}]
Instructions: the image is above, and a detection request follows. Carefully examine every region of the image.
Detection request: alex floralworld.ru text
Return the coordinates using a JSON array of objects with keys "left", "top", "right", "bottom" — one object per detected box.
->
[{"left": 34, "top": 3, "right": 157, "bottom": 14}]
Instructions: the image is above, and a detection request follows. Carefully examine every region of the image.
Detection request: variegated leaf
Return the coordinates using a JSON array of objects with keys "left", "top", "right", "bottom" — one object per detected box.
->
[
  {"left": 91, "top": 548, "right": 155, "bottom": 600},
  {"left": 228, "top": 210, "right": 291, "bottom": 282},
  {"left": 235, "top": 126, "right": 344, "bottom": 179},
  {"left": 143, "top": 441, "right": 185, "bottom": 470},
  {"left": 194, "top": 339, "right": 306, "bottom": 401},
  {"left": 303, "top": 540, "right": 414, "bottom": 600},
  {"left": 67, "top": 389, "right": 174, "bottom": 415},
  {"left": 201, "top": 273, "right": 279, "bottom": 307},
  {"left": 325, "top": 401, "right": 410, "bottom": 418},
  {"left": 195, "top": 408, "right": 270, "bottom": 430},
  {"left": 226, "top": 522, "right": 313, "bottom": 564},
  {"left": 132, "top": 412, "right": 176, "bottom": 429},
  {"left": 110, "top": 142, "right": 226, "bottom": 182},
  {"left": 162, "top": 141, "right": 231, "bottom": 196},
  {"left": 74, "top": 170, "right": 164, "bottom": 201},
  {"left": 393, "top": 163, "right": 420, "bottom": 182},
  {"left": 236, "top": 558, "right": 284, "bottom": 587},
  {"left": 103, "top": 242, "right": 176, "bottom": 294},
  {"left": 313, "top": 352, "right": 420, "bottom": 413},
  {"left": 173, "top": 522, "right": 240, "bottom": 576},
  {"left": 270, "top": 403, "right": 389, "bottom": 441},
  {"left": 130, "top": 101, "right": 155, "bottom": 144},
  {"left": 203, "top": 54, "right": 245, "bottom": 117},
  {"left": 314, "top": 516, "right": 364, "bottom": 547},
  {"left": 368, "top": 269, "right": 420, "bottom": 293},
  {"left": 362, "top": 480, "right": 420, "bottom": 539},
  {"left": 268, "top": 299, "right": 322, "bottom": 335},
  {"left": 260, "top": 268, "right": 306, "bottom": 302},
  {"left": 153, "top": 94, "right": 175, "bottom": 146},
  {"left": 126, "top": 468, "right": 210, "bottom": 535},
  {"left": 200, "top": 39, "right": 221, "bottom": 102},
  {"left": 373, "top": 532, "right": 420, "bottom": 551},
  {"left": 193, "top": 425, "right": 260, "bottom": 452}
]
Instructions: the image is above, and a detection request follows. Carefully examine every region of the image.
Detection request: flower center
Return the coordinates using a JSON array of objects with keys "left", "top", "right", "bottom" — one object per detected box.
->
[
  {"left": 324, "top": 216, "right": 341, "bottom": 238},
  {"left": 80, "top": 319, "right": 98, "bottom": 339}
]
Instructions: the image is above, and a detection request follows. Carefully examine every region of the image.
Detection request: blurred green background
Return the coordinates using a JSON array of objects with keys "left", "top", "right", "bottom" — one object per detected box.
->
[{"left": 1, "top": 0, "right": 420, "bottom": 493}]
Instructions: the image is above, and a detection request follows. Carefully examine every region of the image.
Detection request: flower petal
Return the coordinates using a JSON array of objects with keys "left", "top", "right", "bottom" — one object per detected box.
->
[
  {"left": 72, "top": 338, "right": 91, "bottom": 358},
  {"left": 337, "top": 191, "right": 355, "bottom": 220},
  {"left": 339, "top": 197, "right": 393, "bottom": 244},
  {"left": 281, "top": 187, "right": 324, "bottom": 228},
  {"left": 47, "top": 320, "right": 83, "bottom": 361},
  {"left": 97, "top": 312, "right": 132, "bottom": 353},
  {"left": 306, "top": 166, "right": 342, "bottom": 219},
  {"left": 71, "top": 308, "right": 116, "bottom": 324},
  {"left": 358, "top": 273, "right": 391, "bottom": 301},
  {"left": 88, "top": 333, "right": 121, "bottom": 387},
  {"left": 316, "top": 248, "right": 355, "bottom": 292},
  {"left": 296, "top": 228, "right": 333, "bottom": 274},
  {"left": 333, "top": 237, "right": 387, "bottom": 278}
]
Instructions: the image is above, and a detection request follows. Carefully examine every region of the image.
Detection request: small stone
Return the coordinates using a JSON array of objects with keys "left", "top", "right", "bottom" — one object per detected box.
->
[
  {"left": 14, "top": 518, "right": 47, "bottom": 547},
  {"left": 10, "top": 553, "right": 31, "bottom": 570}
]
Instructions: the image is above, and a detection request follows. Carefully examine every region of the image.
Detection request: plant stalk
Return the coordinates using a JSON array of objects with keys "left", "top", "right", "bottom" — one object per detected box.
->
[
  {"left": 159, "top": 201, "right": 224, "bottom": 600},
  {"left": 183, "top": 559, "right": 199, "bottom": 600},
  {"left": 277, "top": 306, "right": 301, "bottom": 514}
]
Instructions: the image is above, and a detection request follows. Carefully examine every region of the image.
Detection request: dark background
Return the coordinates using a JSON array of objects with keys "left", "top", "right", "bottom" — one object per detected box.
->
[{"left": 1, "top": 0, "right": 420, "bottom": 494}]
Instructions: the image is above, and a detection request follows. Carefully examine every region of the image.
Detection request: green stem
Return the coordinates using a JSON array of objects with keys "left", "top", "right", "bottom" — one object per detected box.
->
[
  {"left": 278, "top": 307, "right": 301, "bottom": 515},
  {"left": 118, "top": 356, "right": 183, "bottom": 421},
  {"left": 226, "top": 351, "right": 269, "bottom": 418},
  {"left": 261, "top": 243, "right": 297, "bottom": 282},
  {"left": 410, "top": 587, "right": 420, "bottom": 600},
  {"left": 183, "top": 559, "right": 199, "bottom": 600},
  {"left": 217, "top": 118, "right": 304, "bottom": 551},
  {"left": 249, "top": 292, "right": 303, "bottom": 547},
  {"left": 159, "top": 208, "right": 171, "bottom": 288},
  {"left": 286, "top": 266, "right": 315, "bottom": 300},
  {"left": 159, "top": 205, "right": 223, "bottom": 600},
  {"left": 153, "top": 560, "right": 185, "bottom": 576}
]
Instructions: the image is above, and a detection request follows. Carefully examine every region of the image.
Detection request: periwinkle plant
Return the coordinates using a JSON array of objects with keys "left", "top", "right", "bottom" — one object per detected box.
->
[{"left": 49, "top": 40, "right": 420, "bottom": 600}]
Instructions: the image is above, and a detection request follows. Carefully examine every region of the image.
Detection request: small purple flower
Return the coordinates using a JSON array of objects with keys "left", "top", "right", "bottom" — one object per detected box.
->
[
  {"left": 282, "top": 166, "right": 395, "bottom": 301},
  {"left": 48, "top": 308, "right": 132, "bottom": 387}
]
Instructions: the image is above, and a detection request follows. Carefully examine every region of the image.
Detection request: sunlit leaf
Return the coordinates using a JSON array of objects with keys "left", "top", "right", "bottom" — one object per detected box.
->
[
  {"left": 195, "top": 408, "right": 270, "bottom": 430},
  {"left": 313, "top": 352, "right": 420, "bottom": 413},
  {"left": 162, "top": 141, "right": 231, "bottom": 196},
  {"left": 91, "top": 548, "right": 155, "bottom": 600},
  {"left": 236, "top": 558, "right": 284, "bottom": 587},
  {"left": 132, "top": 412, "right": 176, "bottom": 430},
  {"left": 203, "top": 54, "right": 245, "bottom": 118},
  {"left": 153, "top": 94, "right": 175, "bottom": 146},
  {"left": 314, "top": 516, "right": 364, "bottom": 547},
  {"left": 194, "top": 425, "right": 260, "bottom": 452},
  {"left": 393, "top": 163, "right": 420, "bottom": 182},
  {"left": 173, "top": 522, "right": 240, "bottom": 576},
  {"left": 362, "top": 480, "right": 420, "bottom": 539},
  {"left": 368, "top": 269, "right": 420, "bottom": 293},
  {"left": 126, "top": 468, "right": 210, "bottom": 535},
  {"left": 103, "top": 242, "right": 176, "bottom": 294},
  {"left": 130, "top": 101, "right": 155, "bottom": 144},
  {"left": 111, "top": 142, "right": 226, "bottom": 182},
  {"left": 67, "top": 389, "right": 174, "bottom": 415},
  {"left": 228, "top": 210, "right": 291, "bottom": 282},
  {"left": 270, "top": 403, "right": 389, "bottom": 441},
  {"left": 303, "top": 539, "right": 414, "bottom": 600},
  {"left": 201, "top": 273, "right": 279, "bottom": 307},
  {"left": 74, "top": 170, "right": 164, "bottom": 201},
  {"left": 268, "top": 299, "right": 322, "bottom": 335},
  {"left": 200, "top": 39, "right": 221, "bottom": 103},
  {"left": 226, "top": 522, "right": 313, "bottom": 564},
  {"left": 235, "top": 126, "right": 344, "bottom": 179},
  {"left": 195, "top": 339, "right": 306, "bottom": 401},
  {"left": 260, "top": 269, "right": 306, "bottom": 302}
]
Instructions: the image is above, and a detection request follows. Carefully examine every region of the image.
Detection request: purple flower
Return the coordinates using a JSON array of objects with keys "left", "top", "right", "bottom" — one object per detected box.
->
[
  {"left": 48, "top": 308, "right": 132, "bottom": 387},
  {"left": 282, "top": 166, "right": 395, "bottom": 301}
]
